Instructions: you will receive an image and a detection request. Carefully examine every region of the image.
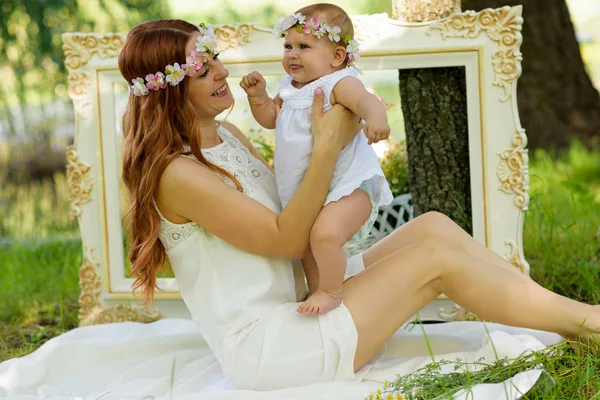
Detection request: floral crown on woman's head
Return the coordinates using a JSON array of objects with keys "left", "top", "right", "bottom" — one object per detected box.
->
[
  {"left": 273, "top": 13, "right": 360, "bottom": 67},
  {"left": 129, "top": 23, "right": 218, "bottom": 97}
]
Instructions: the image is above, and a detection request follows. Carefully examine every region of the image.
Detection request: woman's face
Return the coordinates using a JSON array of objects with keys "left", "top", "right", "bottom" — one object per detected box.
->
[{"left": 185, "top": 32, "right": 233, "bottom": 119}]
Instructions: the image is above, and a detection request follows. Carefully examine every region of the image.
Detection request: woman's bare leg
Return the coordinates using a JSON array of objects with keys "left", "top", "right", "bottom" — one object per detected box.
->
[
  {"left": 363, "top": 212, "right": 516, "bottom": 274},
  {"left": 297, "top": 190, "right": 371, "bottom": 315},
  {"left": 342, "top": 235, "right": 600, "bottom": 371}
]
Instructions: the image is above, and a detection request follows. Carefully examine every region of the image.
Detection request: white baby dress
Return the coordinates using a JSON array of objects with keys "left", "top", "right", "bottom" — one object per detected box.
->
[{"left": 274, "top": 68, "right": 393, "bottom": 233}]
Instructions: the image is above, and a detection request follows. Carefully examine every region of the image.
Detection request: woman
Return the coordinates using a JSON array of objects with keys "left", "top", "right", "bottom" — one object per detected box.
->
[{"left": 119, "top": 19, "right": 599, "bottom": 390}]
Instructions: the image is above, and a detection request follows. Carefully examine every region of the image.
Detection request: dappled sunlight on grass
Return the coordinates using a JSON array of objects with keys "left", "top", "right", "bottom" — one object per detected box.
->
[{"left": 525, "top": 142, "right": 600, "bottom": 305}]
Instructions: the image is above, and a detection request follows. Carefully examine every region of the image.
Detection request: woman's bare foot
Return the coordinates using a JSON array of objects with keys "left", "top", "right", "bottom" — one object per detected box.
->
[
  {"left": 297, "top": 288, "right": 343, "bottom": 315},
  {"left": 567, "top": 305, "right": 600, "bottom": 344}
]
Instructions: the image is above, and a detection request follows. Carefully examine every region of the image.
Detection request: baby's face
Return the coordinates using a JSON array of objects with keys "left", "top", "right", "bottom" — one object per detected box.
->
[{"left": 282, "top": 28, "right": 339, "bottom": 85}]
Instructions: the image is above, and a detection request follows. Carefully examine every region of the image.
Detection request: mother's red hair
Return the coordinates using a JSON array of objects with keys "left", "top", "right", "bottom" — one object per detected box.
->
[{"left": 118, "top": 19, "right": 240, "bottom": 304}]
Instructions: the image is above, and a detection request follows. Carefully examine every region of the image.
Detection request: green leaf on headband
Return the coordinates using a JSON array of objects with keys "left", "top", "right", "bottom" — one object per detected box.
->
[
  {"left": 342, "top": 34, "right": 353, "bottom": 43},
  {"left": 295, "top": 24, "right": 303, "bottom": 33}
]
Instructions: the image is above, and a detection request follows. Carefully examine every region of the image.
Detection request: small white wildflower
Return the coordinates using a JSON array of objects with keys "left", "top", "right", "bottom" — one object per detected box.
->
[
  {"left": 165, "top": 63, "right": 186, "bottom": 85},
  {"left": 327, "top": 25, "right": 341, "bottom": 42},
  {"left": 131, "top": 77, "right": 149, "bottom": 96}
]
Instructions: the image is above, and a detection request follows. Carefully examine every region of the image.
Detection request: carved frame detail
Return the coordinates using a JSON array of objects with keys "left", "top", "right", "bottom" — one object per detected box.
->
[
  {"left": 393, "top": 0, "right": 462, "bottom": 22},
  {"left": 78, "top": 248, "right": 161, "bottom": 326},
  {"left": 66, "top": 145, "right": 94, "bottom": 219},
  {"left": 497, "top": 128, "right": 530, "bottom": 211},
  {"left": 63, "top": 34, "right": 126, "bottom": 114},
  {"left": 428, "top": 6, "right": 524, "bottom": 102}
]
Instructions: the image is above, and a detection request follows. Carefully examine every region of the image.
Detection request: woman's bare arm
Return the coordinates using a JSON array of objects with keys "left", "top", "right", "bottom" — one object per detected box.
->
[{"left": 157, "top": 89, "right": 360, "bottom": 259}]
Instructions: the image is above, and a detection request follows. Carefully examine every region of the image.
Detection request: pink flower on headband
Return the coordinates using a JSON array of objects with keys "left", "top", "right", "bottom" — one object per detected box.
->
[
  {"left": 182, "top": 62, "right": 198, "bottom": 77},
  {"left": 183, "top": 50, "right": 206, "bottom": 77},
  {"left": 145, "top": 72, "right": 167, "bottom": 91},
  {"left": 303, "top": 17, "right": 320, "bottom": 34},
  {"left": 188, "top": 50, "right": 206, "bottom": 66}
]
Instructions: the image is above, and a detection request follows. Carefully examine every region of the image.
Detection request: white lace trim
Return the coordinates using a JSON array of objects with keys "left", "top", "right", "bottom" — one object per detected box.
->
[
  {"left": 201, "top": 126, "right": 272, "bottom": 195},
  {"left": 325, "top": 169, "right": 393, "bottom": 207},
  {"left": 159, "top": 221, "right": 199, "bottom": 250},
  {"left": 279, "top": 68, "right": 358, "bottom": 110},
  {"left": 157, "top": 125, "right": 273, "bottom": 250}
]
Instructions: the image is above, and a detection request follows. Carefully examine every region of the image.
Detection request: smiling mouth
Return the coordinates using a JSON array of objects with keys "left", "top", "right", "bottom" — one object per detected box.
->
[{"left": 212, "top": 85, "right": 228, "bottom": 97}]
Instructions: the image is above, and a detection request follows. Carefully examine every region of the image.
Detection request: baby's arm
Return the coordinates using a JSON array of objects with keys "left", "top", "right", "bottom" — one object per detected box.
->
[
  {"left": 332, "top": 77, "right": 390, "bottom": 144},
  {"left": 240, "top": 71, "right": 282, "bottom": 130}
]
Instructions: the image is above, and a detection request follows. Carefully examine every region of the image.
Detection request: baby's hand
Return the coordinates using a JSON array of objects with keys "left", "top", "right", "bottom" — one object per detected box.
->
[
  {"left": 240, "top": 71, "right": 267, "bottom": 100},
  {"left": 364, "top": 120, "right": 391, "bottom": 145}
]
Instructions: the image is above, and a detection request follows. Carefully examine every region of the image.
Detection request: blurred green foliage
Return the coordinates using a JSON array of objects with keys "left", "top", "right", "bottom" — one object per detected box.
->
[
  {"left": 381, "top": 138, "right": 410, "bottom": 197},
  {"left": 170, "top": 0, "right": 393, "bottom": 26},
  {"left": 0, "top": 0, "right": 169, "bottom": 135}
]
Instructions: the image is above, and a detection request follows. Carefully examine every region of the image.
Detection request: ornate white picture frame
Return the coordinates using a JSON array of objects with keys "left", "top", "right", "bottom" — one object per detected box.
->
[{"left": 62, "top": 6, "right": 529, "bottom": 325}]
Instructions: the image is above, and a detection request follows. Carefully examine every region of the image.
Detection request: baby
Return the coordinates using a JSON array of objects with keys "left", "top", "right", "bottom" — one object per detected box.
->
[{"left": 240, "top": 3, "right": 393, "bottom": 315}]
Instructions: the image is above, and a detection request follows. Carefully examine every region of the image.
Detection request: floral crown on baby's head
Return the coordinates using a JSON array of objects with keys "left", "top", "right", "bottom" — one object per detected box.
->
[
  {"left": 273, "top": 13, "right": 360, "bottom": 67},
  {"left": 129, "top": 23, "right": 218, "bottom": 97}
]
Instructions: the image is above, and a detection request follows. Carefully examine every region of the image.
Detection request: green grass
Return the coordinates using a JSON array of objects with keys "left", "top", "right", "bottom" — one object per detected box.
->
[
  {"left": 367, "top": 339, "right": 600, "bottom": 399},
  {"left": 0, "top": 238, "right": 81, "bottom": 360},
  {"left": 1, "top": 143, "right": 599, "bottom": 398},
  {"left": 525, "top": 142, "right": 600, "bottom": 305}
]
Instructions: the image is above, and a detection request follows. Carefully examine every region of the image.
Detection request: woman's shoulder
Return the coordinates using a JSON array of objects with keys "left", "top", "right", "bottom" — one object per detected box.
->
[
  {"left": 156, "top": 156, "right": 213, "bottom": 224},
  {"left": 161, "top": 156, "right": 210, "bottom": 190}
]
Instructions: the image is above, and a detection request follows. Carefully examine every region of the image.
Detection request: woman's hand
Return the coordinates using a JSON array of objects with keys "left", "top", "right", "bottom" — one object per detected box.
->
[{"left": 310, "top": 87, "right": 361, "bottom": 152}]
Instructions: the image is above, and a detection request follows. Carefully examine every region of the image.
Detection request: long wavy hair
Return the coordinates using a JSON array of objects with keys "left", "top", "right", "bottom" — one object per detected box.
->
[{"left": 118, "top": 19, "right": 241, "bottom": 304}]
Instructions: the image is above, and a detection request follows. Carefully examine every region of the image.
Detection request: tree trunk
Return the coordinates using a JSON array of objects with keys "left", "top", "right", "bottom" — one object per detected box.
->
[
  {"left": 464, "top": 0, "right": 600, "bottom": 150},
  {"left": 399, "top": 67, "right": 472, "bottom": 233}
]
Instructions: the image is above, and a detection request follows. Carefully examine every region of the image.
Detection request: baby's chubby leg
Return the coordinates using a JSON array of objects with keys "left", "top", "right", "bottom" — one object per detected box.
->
[
  {"left": 301, "top": 248, "right": 320, "bottom": 296},
  {"left": 297, "top": 189, "right": 372, "bottom": 315}
]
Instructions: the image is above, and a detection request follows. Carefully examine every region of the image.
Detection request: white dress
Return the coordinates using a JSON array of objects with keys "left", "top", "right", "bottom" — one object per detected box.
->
[
  {"left": 275, "top": 68, "right": 393, "bottom": 226},
  {"left": 157, "top": 125, "right": 364, "bottom": 390}
]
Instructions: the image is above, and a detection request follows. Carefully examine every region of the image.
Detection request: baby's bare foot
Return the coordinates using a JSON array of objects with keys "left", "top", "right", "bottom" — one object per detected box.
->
[{"left": 297, "top": 288, "right": 342, "bottom": 315}]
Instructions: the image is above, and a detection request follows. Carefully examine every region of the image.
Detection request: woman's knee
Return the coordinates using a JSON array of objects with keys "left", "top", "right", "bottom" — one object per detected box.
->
[{"left": 414, "top": 211, "right": 463, "bottom": 237}]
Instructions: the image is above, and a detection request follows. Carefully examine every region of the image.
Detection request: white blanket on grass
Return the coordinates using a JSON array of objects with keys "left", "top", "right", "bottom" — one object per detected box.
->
[{"left": 0, "top": 319, "right": 563, "bottom": 400}]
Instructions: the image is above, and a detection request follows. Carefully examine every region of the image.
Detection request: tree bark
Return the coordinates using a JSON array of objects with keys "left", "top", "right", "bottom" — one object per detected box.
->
[
  {"left": 399, "top": 67, "right": 472, "bottom": 233},
  {"left": 464, "top": 0, "right": 600, "bottom": 150}
]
